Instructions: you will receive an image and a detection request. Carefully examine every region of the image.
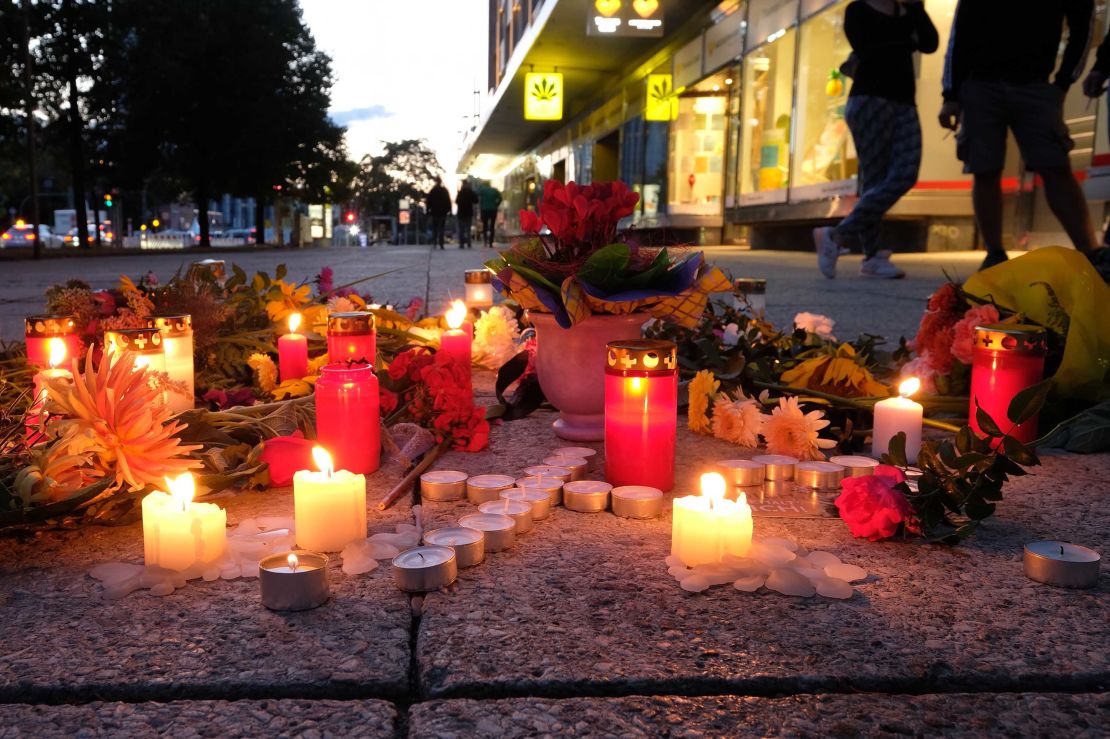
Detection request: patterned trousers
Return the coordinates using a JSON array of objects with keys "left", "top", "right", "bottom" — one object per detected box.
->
[{"left": 833, "top": 96, "right": 922, "bottom": 258}]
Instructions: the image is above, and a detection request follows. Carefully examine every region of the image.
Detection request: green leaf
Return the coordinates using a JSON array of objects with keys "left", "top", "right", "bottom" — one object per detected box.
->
[
  {"left": 955, "top": 425, "right": 974, "bottom": 454},
  {"left": 1007, "top": 379, "right": 1051, "bottom": 426},
  {"left": 965, "top": 497, "right": 996, "bottom": 520},
  {"left": 577, "top": 244, "right": 631, "bottom": 291},
  {"left": 1000, "top": 435, "right": 1039, "bottom": 467},
  {"left": 974, "top": 400, "right": 1004, "bottom": 438},
  {"left": 275, "top": 264, "right": 287, "bottom": 281},
  {"left": 1037, "top": 399, "right": 1110, "bottom": 453},
  {"left": 499, "top": 252, "right": 563, "bottom": 295}
]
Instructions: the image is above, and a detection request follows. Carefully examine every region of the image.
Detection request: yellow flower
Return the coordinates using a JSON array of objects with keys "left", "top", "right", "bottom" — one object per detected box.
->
[
  {"left": 306, "top": 353, "right": 330, "bottom": 376},
  {"left": 761, "top": 396, "right": 836, "bottom": 461},
  {"left": 711, "top": 396, "right": 763, "bottom": 448},
  {"left": 266, "top": 279, "right": 314, "bottom": 323},
  {"left": 272, "top": 378, "right": 315, "bottom": 400},
  {"left": 473, "top": 306, "right": 521, "bottom": 369},
  {"left": 248, "top": 353, "right": 278, "bottom": 393},
  {"left": 688, "top": 369, "right": 720, "bottom": 434},
  {"left": 780, "top": 344, "right": 889, "bottom": 398}
]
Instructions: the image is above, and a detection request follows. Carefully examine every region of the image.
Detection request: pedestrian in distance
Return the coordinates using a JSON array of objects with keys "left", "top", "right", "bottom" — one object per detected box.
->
[
  {"left": 939, "top": 0, "right": 1102, "bottom": 272},
  {"left": 426, "top": 178, "right": 452, "bottom": 250},
  {"left": 456, "top": 180, "right": 479, "bottom": 249},
  {"left": 1080, "top": 34, "right": 1110, "bottom": 279},
  {"left": 814, "top": 0, "right": 938, "bottom": 280},
  {"left": 477, "top": 182, "right": 502, "bottom": 249}
]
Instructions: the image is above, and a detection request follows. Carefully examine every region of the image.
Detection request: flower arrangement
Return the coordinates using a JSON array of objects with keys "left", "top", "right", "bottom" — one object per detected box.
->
[
  {"left": 487, "top": 179, "right": 730, "bottom": 328},
  {"left": 384, "top": 348, "right": 490, "bottom": 452}
]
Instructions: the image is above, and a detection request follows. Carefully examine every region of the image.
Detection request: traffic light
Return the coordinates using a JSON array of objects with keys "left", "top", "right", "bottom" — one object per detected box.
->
[
  {"left": 103, "top": 193, "right": 113, "bottom": 208},
  {"left": 345, "top": 211, "right": 356, "bottom": 224}
]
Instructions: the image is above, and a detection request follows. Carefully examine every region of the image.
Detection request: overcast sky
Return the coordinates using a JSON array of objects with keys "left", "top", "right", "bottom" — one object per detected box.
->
[{"left": 300, "top": 0, "right": 489, "bottom": 179}]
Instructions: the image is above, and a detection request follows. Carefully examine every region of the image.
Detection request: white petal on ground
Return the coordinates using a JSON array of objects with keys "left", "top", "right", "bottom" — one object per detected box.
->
[
  {"left": 733, "top": 575, "right": 766, "bottom": 592},
  {"left": 814, "top": 577, "right": 854, "bottom": 599},
  {"left": 680, "top": 574, "right": 710, "bottom": 592},
  {"left": 825, "top": 562, "right": 868, "bottom": 582},
  {"left": 766, "top": 568, "right": 817, "bottom": 597},
  {"left": 807, "top": 551, "right": 842, "bottom": 568}
]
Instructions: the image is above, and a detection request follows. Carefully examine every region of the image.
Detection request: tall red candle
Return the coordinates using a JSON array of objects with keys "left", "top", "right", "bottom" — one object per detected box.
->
[
  {"left": 327, "top": 311, "right": 376, "bottom": 366},
  {"left": 278, "top": 312, "right": 309, "bottom": 381},
  {"left": 441, "top": 300, "right": 472, "bottom": 400},
  {"left": 604, "top": 340, "right": 678, "bottom": 492},
  {"left": 315, "top": 362, "right": 380, "bottom": 474},
  {"left": 25, "top": 315, "right": 80, "bottom": 368},
  {"left": 970, "top": 324, "right": 1046, "bottom": 444},
  {"left": 27, "top": 338, "right": 73, "bottom": 442}
]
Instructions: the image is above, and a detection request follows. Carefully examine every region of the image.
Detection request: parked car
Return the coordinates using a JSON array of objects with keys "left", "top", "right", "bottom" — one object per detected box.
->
[
  {"left": 62, "top": 223, "right": 115, "bottom": 247},
  {"left": 223, "top": 227, "right": 257, "bottom": 243},
  {"left": 1, "top": 222, "right": 62, "bottom": 248}
]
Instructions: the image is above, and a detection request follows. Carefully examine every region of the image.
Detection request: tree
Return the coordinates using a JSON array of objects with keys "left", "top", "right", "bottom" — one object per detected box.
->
[{"left": 354, "top": 139, "right": 443, "bottom": 216}]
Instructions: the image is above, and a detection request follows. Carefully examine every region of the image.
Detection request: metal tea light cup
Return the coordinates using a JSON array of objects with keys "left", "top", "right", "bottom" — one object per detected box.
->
[
  {"left": 517, "top": 476, "right": 564, "bottom": 506},
  {"left": 552, "top": 446, "right": 598, "bottom": 470},
  {"left": 753, "top": 454, "right": 798, "bottom": 481},
  {"left": 611, "top": 485, "right": 663, "bottom": 519},
  {"left": 1023, "top": 541, "right": 1101, "bottom": 589},
  {"left": 458, "top": 513, "right": 516, "bottom": 552},
  {"left": 424, "top": 526, "right": 486, "bottom": 568},
  {"left": 544, "top": 455, "right": 588, "bottom": 481},
  {"left": 828, "top": 455, "right": 879, "bottom": 477},
  {"left": 466, "top": 474, "right": 516, "bottom": 505},
  {"left": 479, "top": 499, "right": 534, "bottom": 533},
  {"left": 420, "top": 470, "right": 469, "bottom": 501},
  {"left": 718, "top": 459, "right": 765, "bottom": 487},
  {"left": 563, "top": 481, "right": 612, "bottom": 513},
  {"left": 795, "top": 461, "right": 845, "bottom": 490},
  {"left": 258, "top": 551, "right": 330, "bottom": 611},
  {"left": 392, "top": 546, "right": 458, "bottom": 593},
  {"left": 500, "top": 488, "right": 553, "bottom": 520},
  {"left": 522, "top": 465, "right": 572, "bottom": 484}
]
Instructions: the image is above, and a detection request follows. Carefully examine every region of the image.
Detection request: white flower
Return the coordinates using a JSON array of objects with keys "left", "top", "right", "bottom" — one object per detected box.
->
[
  {"left": 327, "top": 296, "right": 357, "bottom": 314},
  {"left": 473, "top": 306, "right": 521, "bottom": 369},
  {"left": 722, "top": 322, "right": 740, "bottom": 346},
  {"left": 794, "top": 312, "right": 836, "bottom": 340}
]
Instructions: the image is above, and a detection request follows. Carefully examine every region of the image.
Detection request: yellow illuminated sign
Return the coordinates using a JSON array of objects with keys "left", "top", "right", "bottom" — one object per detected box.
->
[
  {"left": 645, "top": 74, "right": 677, "bottom": 121},
  {"left": 524, "top": 73, "right": 564, "bottom": 121}
]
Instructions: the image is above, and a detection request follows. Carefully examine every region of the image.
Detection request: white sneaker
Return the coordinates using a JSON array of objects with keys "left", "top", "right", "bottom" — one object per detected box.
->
[
  {"left": 813, "top": 227, "right": 839, "bottom": 279},
  {"left": 859, "top": 251, "right": 906, "bottom": 279}
]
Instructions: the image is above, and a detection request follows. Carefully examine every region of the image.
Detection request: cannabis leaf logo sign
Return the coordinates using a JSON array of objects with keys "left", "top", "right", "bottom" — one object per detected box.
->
[
  {"left": 650, "top": 77, "right": 674, "bottom": 104},
  {"left": 531, "top": 77, "right": 558, "bottom": 102}
]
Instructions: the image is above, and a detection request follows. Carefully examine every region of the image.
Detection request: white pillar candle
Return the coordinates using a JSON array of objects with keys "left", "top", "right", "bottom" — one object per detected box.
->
[
  {"left": 872, "top": 378, "right": 923, "bottom": 463},
  {"left": 142, "top": 473, "right": 226, "bottom": 576},
  {"left": 670, "top": 473, "right": 753, "bottom": 567},
  {"left": 293, "top": 447, "right": 367, "bottom": 552}
]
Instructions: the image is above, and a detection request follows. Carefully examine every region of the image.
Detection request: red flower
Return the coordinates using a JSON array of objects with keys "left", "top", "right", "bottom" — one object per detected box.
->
[
  {"left": 93, "top": 291, "right": 117, "bottom": 317},
  {"left": 388, "top": 347, "right": 434, "bottom": 382},
  {"left": 259, "top": 431, "right": 316, "bottom": 486},
  {"left": 380, "top": 387, "right": 399, "bottom": 416},
  {"left": 404, "top": 297, "right": 424, "bottom": 320},
  {"left": 835, "top": 465, "right": 912, "bottom": 541},
  {"left": 519, "top": 209, "right": 542, "bottom": 234}
]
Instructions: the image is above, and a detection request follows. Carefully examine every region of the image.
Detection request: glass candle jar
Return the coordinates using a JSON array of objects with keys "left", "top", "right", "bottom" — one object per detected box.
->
[
  {"left": 188, "top": 259, "right": 226, "bottom": 284},
  {"left": 25, "top": 315, "right": 80, "bottom": 368},
  {"left": 733, "top": 278, "right": 766, "bottom": 314},
  {"left": 970, "top": 324, "right": 1046, "bottom": 444},
  {"left": 315, "top": 362, "right": 380, "bottom": 474},
  {"left": 464, "top": 269, "right": 494, "bottom": 309},
  {"left": 327, "top": 311, "right": 376, "bottom": 366},
  {"left": 147, "top": 314, "right": 195, "bottom": 413},
  {"left": 604, "top": 339, "right": 678, "bottom": 491},
  {"left": 104, "top": 327, "right": 166, "bottom": 375}
]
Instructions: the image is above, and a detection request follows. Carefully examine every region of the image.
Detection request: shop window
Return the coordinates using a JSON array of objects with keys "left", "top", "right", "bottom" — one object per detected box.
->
[
  {"left": 725, "top": 69, "right": 741, "bottom": 208},
  {"left": 739, "top": 29, "right": 796, "bottom": 204},
  {"left": 790, "top": 0, "right": 857, "bottom": 199},
  {"left": 620, "top": 116, "right": 669, "bottom": 221},
  {"left": 668, "top": 69, "right": 734, "bottom": 216}
]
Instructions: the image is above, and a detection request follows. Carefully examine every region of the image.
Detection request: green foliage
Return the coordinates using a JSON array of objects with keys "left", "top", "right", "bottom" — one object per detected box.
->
[
  {"left": 353, "top": 139, "right": 443, "bottom": 216},
  {"left": 1039, "top": 399, "right": 1110, "bottom": 453}
]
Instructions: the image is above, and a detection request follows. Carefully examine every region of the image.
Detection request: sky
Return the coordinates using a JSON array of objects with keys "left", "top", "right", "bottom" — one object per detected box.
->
[{"left": 299, "top": 0, "right": 489, "bottom": 182}]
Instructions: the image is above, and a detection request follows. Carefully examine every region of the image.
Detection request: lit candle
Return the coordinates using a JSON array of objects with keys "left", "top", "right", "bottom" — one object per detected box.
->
[
  {"left": 28, "top": 338, "right": 73, "bottom": 441},
  {"left": 315, "top": 362, "right": 380, "bottom": 474},
  {"left": 872, "top": 378, "right": 923, "bottom": 463},
  {"left": 258, "top": 551, "right": 330, "bottom": 611},
  {"left": 148, "top": 314, "right": 195, "bottom": 413},
  {"left": 604, "top": 340, "right": 678, "bottom": 492},
  {"left": 293, "top": 447, "right": 367, "bottom": 552},
  {"left": 733, "top": 278, "right": 767, "bottom": 313},
  {"left": 25, "top": 314, "right": 80, "bottom": 369},
  {"left": 327, "top": 311, "right": 376, "bottom": 366},
  {"left": 970, "top": 324, "right": 1046, "bottom": 445},
  {"left": 440, "top": 300, "right": 472, "bottom": 401},
  {"left": 275, "top": 312, "right": 307, "bottom": 382},
  {"left": 464, "top": 269, "right": 494, "bottom": 309},
  {"left": 142, "top": 473, "right": 227, "bottom": 576},
  {"left": 670, "top": 473, "right": 753, "bottom": 567},
  {"left": 104, "top": 327, "right": 166, "bottom": 375}
]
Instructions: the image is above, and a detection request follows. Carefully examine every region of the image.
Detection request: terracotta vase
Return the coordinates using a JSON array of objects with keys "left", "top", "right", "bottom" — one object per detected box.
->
[{"left": 529, "top": 311, "right": 647, "bottom": 441}]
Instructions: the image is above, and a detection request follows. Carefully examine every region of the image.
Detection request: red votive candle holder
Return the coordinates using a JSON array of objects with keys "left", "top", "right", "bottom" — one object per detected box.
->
[
  {"left": 315, "top": 362, "right": 380, "bottom": 474},
  {"left": 970, "top": 324, "right": 1046, "bottom": 445},
  {"left": 25, "top": 315, "right": 80, "bottom": 368},
  {"left": 604, "top": 339, "right": 678, "bottom": 492},
  {"left": 327, "top": 311, "right": 376, "bottom": 366},
  {"left": 441, "top": 300, "right": 472, "bottom": 401},
  {"left": 278, "top": 312, "right": 309, "bottom": 381}
]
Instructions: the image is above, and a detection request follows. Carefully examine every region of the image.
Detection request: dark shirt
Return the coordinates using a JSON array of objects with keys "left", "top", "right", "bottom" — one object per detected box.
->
[
  {"left": 846, "top": 1, "right": 939, "bottom": 105},
  {"left": 456, "top": 185, "right": 479, "bottom": 218},
  {"left": 1094, "top": 32, "right": 1110, "bottom": 75},
  {"left": 943, "top": 0, "right": 1095, "bottom": 101},
  {"left": 426, "top": 185, "right": 452, "bottom": 218}
]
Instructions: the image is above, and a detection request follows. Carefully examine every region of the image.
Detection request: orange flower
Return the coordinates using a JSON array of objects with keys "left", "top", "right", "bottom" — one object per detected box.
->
[{"left": 761, "top": 396, "right": 836, "bottom": 461}]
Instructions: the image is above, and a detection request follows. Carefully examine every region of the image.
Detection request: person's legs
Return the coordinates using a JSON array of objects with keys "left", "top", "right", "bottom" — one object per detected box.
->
[
  {"left": 433, "top": 216, "right": 446, "bottom": 248},
  {"left": 1039, "top": 168, "right": 1097, "bottom": 254},
  {"left": 972, "top": 171, "right": 1006, "bottom": 265},
  {"left": 832, "top": 96, "right": 897, "bottom": 255},
  {"left": 481, "top": 210, "right": 495, "bottom": 247},
  {"left": 460, "top": 216, "right": 473, "bottom": 247},
  {"left": 955, "top": 80, "right": 1009, "bottom": 269}
]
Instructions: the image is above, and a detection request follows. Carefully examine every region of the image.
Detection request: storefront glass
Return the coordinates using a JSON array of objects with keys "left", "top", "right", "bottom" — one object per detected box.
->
[
  {"left": 621, "top": 116, "right": 670, "bottom": 221},
  {"left": 668, "top": 69, "right": 734, "bottom": 216},
  {"left": 739, "top": 29, "right": 797, "bottom": 204}
]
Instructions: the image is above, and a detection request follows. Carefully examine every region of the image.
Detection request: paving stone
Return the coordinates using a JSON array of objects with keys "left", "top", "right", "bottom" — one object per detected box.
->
[
  {"left": 0, "top": 464, "right": 418, "bottom": 703},
  {"left": 417, "top": 410, "right": 1110, "bottom": 698},
  {"left": 0, "top": 698, "right": 397, "bottom": 739},
  {"left": 409, "top": 693, "right": 1110, "bottom": 738}
]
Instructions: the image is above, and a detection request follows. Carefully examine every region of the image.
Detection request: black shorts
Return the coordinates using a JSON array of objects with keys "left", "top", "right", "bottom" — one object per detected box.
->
[{"left": 957, "top": 79, "right": 1074, "bottom": 174}]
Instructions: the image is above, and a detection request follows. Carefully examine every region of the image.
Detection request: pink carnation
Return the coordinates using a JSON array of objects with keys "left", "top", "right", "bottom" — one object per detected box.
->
[
  {"left": 950, "top": 304, "right": 1001, "bottom": 365},
  {"left": 835, "top": 464, "right": 912, "bottom": 541}
]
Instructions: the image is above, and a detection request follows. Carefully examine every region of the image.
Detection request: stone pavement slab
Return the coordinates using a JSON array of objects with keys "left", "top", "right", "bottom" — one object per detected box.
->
[
  {"left": 0, "top": 460, "right": 420, "bottom": 703},
  {"left": 409, "top": 693, "right": 1110, "bottom": 738},
  {"left": 0, "top": 698, "right": 397, "bottom": 738},
  {"left": 417, "top": 410, "right": 1110, "bottom": 699}
]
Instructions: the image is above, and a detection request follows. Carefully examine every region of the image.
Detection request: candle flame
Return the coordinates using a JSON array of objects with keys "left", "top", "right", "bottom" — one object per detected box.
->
[
  {"left": 445, "top": 299, "right": 467, "bottom": 330},
  {"left": 47, "top": 338, "right": 66, "bottom": 368},
  {"left": 287, "top": 552, "right": 299, "bottom": 571},
  {"left": 165, "top": 472, "right": 195, "bottom": 511},
  {"left": 737, "top": 491, "right": 747, "bottom": 506},
  {"left": 288, "top": 312, "right": 302, "bottom": 333},
  {"left": 700, "top": 472, "right": 727, "bottom": 506},
  {"left": 312, "top": 446, "right": 334, "bottom": 478},
  {"left": 899, "top": 377, "right": 921, "bottom": 398}
]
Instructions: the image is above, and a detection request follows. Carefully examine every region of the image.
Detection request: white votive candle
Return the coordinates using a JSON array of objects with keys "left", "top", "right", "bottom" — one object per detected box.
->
[
  {"left": 872, "top": 378, "right": 923, "bottom": 463},
  {"left": 142, "top": 473, "right": 226, "bottom": 577},
  {"left": 293, "top": 447, "right": 367, "bottom": 552}
]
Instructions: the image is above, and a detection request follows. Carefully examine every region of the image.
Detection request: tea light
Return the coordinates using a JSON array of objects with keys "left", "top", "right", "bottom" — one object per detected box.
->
[
  {"left": 522, "top": 465, "right": 572, "bottom": 484},
  {"left": 147, "top": 314, "right": 195, "bottom": 413},
  {"left": 873, "top": 378, "right": 924, "bottom": 463},
  {"left": 553, "top": 446, "right": 598, "bottom": 470},
  {"left": 795, "top": 461, "right": 845, "bottom": 490},
  {"left": 259, "top": 551, "right": 330, "bottom": 611},
  {"left": 464, "top": 269, "right": 494, "bottom": 309},
  {"left": 466, "top": 474, "right": 516, "bottom": 505},
  {"left": 828, "top": 455, "right": 879, "bottom": 477},
  {"left": 1023, "top": 541, "right": 1101, "bottom": 589},
  {"left": 142, "top": 472, "right": 227, "bottom": 577},
  {"left": 563, "top": 480, "right": 612, "bottom": 513},
  {"left": 24, "top": 315, "right": 80, "bottom": 368},
  {"left": 104, "top": 327, "right": 166, "bottom": 375},
  {"left": 500, "top": 488, "right": 552, "bottom": 520},
  {"left": 392, "top": 545, "right": 458, "bottom": 592},
  {"left": 420, "top": 470, "right": 468, "bottom": 502},
  {"left": 458, "top": 513, "right": 516, "bottom": 552},
  {"left": 278, "top": 312, "right": 309, "bottom": 382},
  {"left": 734, "top": 278, "right": 767, "bottom": 313},
  {"left": 718, "top": 459, "right": 764, "bottom": 487},
  {"left": 753, "top": 454, "right": 798, "bottom": 481},
  {"left": 327, "top": 311, "right": 376, "bottom": 365},
  {"left": 611, "top": 485, "right": 663, "bottom": 519},
  {"left": 544, "top": 455, "right": 587, "bottom": 481},
  {"left": 516, "top": 476, "right": 564, "bottom": 506},
  {"left": 479, "top": 499, "right": 534, "bottom": 533},
  {"left": 424, "top": 526, "right": 485, "bottom": 568},
  {"left": 440, "top": 300, "right": 473, "bottom": 401},
  {"left": 293, "top": 447, "right": 367, "bottom": 552},
  {"left": 188, "top": 259, "right": 226, "bottom": 284}
]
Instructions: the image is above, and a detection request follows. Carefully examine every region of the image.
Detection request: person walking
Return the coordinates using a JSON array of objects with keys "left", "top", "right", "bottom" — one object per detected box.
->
[
  {"left": 426, "top": 178, "right": 452, "bottom": 250},
  {"left": 477, "top": 182, "right": 502, "bottom": 248},
  {"left": 456, "top": 180, "right": 479, "bottom": 249},
  {"left": 939, "top": 0, "right": 1099, "bottom": 272},
  {"left": 814, "top": 0, "right": 939, "bottom": 279},
  {"left": 1080, "top": 37, "right": 1110, "bottom": 279}
]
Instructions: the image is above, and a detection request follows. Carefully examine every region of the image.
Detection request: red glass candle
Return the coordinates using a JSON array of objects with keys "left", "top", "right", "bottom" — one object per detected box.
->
[
  {"left": 327, "top": 311, "right": 376, "bottom": 366},
  {"left": 278, "top": 312, "right": 309, "bottom": 381},
  {"left": 315, "top": 362, "right": 380, "bottom": 474},
  {"left": 970, "top": 324, "right": 1046, "bottom": 444},
  {"left": 441, "top": 300, "right": 472, "bottom": 400},
  {"left": 27, "top": 338, "right": 73, "bottom": 442},
  {"left": 604, "top": 339, "right": 678, "bottom": 492},
  {"left": 25, "top": 315, "right": 80, "bottom": 368}
]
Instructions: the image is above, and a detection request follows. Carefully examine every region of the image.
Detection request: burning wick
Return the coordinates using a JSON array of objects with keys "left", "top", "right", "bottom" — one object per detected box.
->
[
  {"left": 166, "top": 473, "right": 196, "bottom": 513},
  {"left": 288, "top": 552, "right": 299, "bottom": 572},
  {"left": 445, "top": 300, "right": 467, "bottom": 331},
  {"left": 701, "top": 472, "right": 726, "bottom": 511},
  {"left": 288, "top": 312, "right": 302, "bottom": 334},
  {"left": 899, "top": 377, "right": 921, "bottom": 398},
  {"left": 312, "top": 446, "right": 334, "bottom": 481}
]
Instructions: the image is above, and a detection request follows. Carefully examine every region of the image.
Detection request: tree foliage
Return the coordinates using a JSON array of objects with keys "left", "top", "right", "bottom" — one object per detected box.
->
[{"left": 354, "top": 139, "right": 443, "bottom": 216}]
